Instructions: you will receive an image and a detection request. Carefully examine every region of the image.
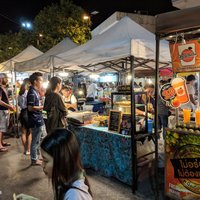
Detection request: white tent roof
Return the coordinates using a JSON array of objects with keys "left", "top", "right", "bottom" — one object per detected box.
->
[
  {"left": 15, "top": 38, "right": 77, "bottom": 72},
  {"left": 53, "top": 16, "right": 170, "bottom": 72},
  {"left": 0, "top": 45, "right": 43, "bottom": 72}
]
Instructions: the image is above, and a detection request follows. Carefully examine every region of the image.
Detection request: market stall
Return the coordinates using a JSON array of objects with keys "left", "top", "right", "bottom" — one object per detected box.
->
[{"left": 156, "top": 6, "right": 200, "bottom": 200}]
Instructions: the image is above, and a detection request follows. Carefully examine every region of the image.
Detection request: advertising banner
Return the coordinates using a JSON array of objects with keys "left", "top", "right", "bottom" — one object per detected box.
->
[
  {"left": 165, "top": 129, "right": 200, "bottom": 199},
  {"left": 160, "top": 77, "right": 189, "bottom": 109},
  {"left": 169, "top": 39, "right": 200, "bottom": 73}
]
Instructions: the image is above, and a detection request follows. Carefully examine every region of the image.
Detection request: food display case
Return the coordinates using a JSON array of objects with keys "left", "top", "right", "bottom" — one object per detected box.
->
[{"left": 111, "top": 91, "right": 148, "bottom": 134}]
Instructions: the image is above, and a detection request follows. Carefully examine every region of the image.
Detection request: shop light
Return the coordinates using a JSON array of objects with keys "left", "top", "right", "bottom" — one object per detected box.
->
[
  {"left": 89, "top": 73, "right": 99, "bottom": 79},
  {"left": 127, "top": 74, "right": 132, "bottom": 80},
  {"left": 148, "top": 78, "right": 153, "bottom": 84},
  {"left": 78, "top": 90, "right": 84, "bottom": 95},
  {"left": 42, "top": 81, "right": 49, "bottom": 89},
  {"left": 58, "top": 71, "right": 69, "bottom": 77}
]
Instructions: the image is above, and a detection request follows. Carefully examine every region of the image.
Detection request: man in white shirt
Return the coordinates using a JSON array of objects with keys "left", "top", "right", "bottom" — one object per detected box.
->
[
  {"left": 181, "top": 75, "right": 197, "bottom": 111},
  {"left": 86, "top": 81, "right": 98, "bottom": 101}
]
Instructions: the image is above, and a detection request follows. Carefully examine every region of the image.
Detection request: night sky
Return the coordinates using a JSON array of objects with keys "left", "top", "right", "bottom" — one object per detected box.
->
[{"left": 0, "top": 0, "right": 178, "bottom": 33}]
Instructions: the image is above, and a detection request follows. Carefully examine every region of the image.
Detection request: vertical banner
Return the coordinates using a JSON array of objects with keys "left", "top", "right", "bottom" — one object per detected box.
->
[
  {"left": 160, "top": 77, "right": 189, "bottom": 109},
  {"left": 165, "top": 129, "right": 200, "bottom": 199},
  {"left": 169, "top": 39, "right": 200, "bottom": 72}
]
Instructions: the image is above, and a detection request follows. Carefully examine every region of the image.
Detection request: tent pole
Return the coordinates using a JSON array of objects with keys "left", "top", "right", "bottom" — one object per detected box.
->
[
  {"left": 130, "top": 55, "right": 137, "bottom": 193},
  {"left": 154, "top": 34, "right": 160, "bottom": 200},
  {"left": 14, "top": 70, "right": 19, "bottom": 137}
]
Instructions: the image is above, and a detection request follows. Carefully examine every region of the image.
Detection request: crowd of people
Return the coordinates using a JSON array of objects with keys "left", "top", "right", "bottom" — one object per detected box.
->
[{"left": 0, "top": 72, "right": 93, "bottom": 200}]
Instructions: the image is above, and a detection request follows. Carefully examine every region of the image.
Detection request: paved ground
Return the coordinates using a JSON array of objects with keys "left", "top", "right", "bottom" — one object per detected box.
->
[{"left": 0, "top": 136, "right": 164, "bottom": 200}]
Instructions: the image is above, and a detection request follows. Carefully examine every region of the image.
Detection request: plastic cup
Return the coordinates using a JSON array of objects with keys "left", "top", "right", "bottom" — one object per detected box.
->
[
  {"left": 171, "top": 77, "right": 189, "bottom": 104},
  {"left": 183, "top": 109, "right": 191, "bottom": 124},
  {"left": 195, "top": 110, "right": 200, "bottom": 126}
]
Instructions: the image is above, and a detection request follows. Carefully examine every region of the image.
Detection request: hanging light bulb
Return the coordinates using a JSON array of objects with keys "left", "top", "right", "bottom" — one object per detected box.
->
[{"left": 127, "top": 74, "right": 132, "bottom": 80}]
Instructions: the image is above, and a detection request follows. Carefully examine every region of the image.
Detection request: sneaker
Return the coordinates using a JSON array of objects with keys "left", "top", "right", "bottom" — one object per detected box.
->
[
  {"left": 25, "top": 151, "right": 30, "bottom": 155},
  {"left": 31, "top": 160, "right": 42, "bottom": 166}
]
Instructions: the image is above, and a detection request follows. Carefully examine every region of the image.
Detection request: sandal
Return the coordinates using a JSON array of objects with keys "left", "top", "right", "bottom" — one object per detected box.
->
[
  {"left": 0, "top": 147, "right": 8, "bottom": 152},
  {"left": 31, "top": 160, "right": 42, "bottom": 166},
  {"left": 2, "top": 142, "right": 11, "bottom": 147}
]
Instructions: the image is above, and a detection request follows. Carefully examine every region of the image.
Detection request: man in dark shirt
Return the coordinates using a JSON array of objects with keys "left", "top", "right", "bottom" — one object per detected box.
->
[
  {"left": 27, "top": 72, "right": 47, "bottom": 165},
  {"left": 0, "top": 73, "right": 15, "bottom": 152}
]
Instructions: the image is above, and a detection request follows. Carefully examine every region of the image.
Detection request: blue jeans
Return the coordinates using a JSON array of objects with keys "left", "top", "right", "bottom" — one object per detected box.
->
[
  {"left": 158, "top": 115, "right": 168, "bottom": 138},
  {"left": 30, "top": 125, "right": 47, "bottom": 161}
]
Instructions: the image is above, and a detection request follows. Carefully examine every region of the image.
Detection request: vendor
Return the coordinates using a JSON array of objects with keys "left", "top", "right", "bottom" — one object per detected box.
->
[{"left": 61, "top": 86, "right": 77, "bottom": 112}]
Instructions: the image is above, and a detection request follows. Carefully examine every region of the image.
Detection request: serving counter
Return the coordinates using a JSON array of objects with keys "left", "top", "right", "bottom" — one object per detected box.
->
[{"left": 69, "top": 124, "right": 132, "bottom": 185}]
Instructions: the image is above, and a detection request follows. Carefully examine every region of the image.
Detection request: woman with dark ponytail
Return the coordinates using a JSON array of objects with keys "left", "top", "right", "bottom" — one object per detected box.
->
[{"left": 41, "top": 128, "right": 92, "bottom": 200}]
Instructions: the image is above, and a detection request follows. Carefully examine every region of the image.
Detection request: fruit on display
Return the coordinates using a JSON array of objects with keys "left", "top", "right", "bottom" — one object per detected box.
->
[{"left": 166, "top": 128, "right": 200, "bottom": 155}]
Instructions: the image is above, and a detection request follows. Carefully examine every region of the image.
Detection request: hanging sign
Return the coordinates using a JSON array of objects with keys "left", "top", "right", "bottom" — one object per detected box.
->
[
  {"left": 169, "top": 39, "right": 200, "bottom": 73},
  {"left": 160, "top": 77, "right": 189, "bottom": 109}
]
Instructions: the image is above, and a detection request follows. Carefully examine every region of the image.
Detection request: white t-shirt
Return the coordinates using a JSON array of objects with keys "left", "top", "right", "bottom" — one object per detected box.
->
[
  {"left": 86, "top": 83, "right": 97, "bottom": 98},
  {"left": 181, "top": 84, "right": 195, "bottom": 110},
  {"left": 64, "top": 179, "right": 92, "bottom": 200}
]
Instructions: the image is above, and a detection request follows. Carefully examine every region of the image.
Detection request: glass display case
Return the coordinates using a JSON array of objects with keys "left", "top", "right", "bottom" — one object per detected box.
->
[{"left": 111, "top": 91, "right": 148, "bottom": 134}]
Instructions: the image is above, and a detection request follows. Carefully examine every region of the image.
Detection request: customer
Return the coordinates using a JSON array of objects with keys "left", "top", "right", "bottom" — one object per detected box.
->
[
  {"left": 61, "top": 85, "right": 77, "bottom": 112},
  {"left": 18, "top": 78, "right": 32, "bottom": 155},
  {"left": 158, "top": 80, "right": 170, "bottom": 139},
  {"left": 41, "top": 128, "right": 93, "bottom": 200},
  {"left": 44, "top": 77, "right": 67, "bottom": 133},
  {"left": 27, "top": 72, "right": 47, "bottom": 165},
  {"left": 0, "top": 73, "right": 15, "bottom": 152}
]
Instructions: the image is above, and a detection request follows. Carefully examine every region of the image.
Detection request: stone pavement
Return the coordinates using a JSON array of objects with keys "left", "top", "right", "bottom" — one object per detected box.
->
[{"left": 0, "top": 136, "right": 164, "bottom": 200}]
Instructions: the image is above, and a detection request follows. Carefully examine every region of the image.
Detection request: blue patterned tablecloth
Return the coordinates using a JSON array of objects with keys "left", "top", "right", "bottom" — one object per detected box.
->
[{"left": 69, "top": 124, "right": 132, "bottom": 185}]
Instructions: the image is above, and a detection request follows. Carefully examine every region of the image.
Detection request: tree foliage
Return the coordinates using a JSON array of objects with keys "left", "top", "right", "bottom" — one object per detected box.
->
[
  {"left": 32, "top": 0, "right": 91, "bottom": 51},
  {"left": 0, "top": 0, "right": 91, "bottom": 62}
]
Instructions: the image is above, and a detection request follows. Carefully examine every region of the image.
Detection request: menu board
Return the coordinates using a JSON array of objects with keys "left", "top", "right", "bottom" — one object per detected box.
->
[
  {"left": 120, "top": 114, "right": 131, "bottom": 135},
  {"left": 108, "top": 110, "right": 122, "bottom": 132}
]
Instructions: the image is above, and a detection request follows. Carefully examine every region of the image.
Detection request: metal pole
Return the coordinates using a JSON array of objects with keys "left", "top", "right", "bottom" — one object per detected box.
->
[
  {"left": 130, "top": 55, "right": 137, "bottom": 193},
  {"left": 154, "top": 35, "right": 160, "bottom": 200}
]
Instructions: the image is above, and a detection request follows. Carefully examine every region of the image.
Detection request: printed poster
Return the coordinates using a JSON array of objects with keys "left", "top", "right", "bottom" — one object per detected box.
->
[
  {"left": 165, "top": 129, "right": 200, "bottom": 199},
  {"left": 169, "top": 39, "right": 200, "bottom": 73},
  {"left": 160, "top": 77, "right": 189, "bottom": 109}
]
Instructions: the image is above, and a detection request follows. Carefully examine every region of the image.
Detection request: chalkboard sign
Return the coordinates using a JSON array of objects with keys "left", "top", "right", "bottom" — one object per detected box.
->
[
  {"left": 120, "top": 114, "right": 131, "bottom": 135},
  {"left": 108, "top": 110, "right": 122, "bottom": 132}
]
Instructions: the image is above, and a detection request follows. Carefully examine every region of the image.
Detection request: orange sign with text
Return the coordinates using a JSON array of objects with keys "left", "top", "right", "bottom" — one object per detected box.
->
[{"left": 169, "top": 39, "right": 200, "bottom": 72}]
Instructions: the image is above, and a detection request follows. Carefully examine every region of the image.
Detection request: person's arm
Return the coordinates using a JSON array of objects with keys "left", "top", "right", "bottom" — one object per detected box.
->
[
  {"left": 189, "top": 94, "right": 197, "bottom": 105},
  {"left": 27, "top": 93, "right": 43, "bottom": 112},
  {"left": 0, "top": 89, "right": 15, "bottom": 111},
  {"left": 0, "top": 97, "right": 15, "bottom": 111}
]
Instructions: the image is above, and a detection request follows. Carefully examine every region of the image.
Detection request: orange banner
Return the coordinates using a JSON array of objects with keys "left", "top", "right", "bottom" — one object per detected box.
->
[{"left": 169, "top": 39, "right": 200, "bottom": 72}]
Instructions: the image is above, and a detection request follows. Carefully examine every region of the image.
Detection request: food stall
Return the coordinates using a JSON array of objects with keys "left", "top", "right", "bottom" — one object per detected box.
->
[{"left": 156, "top": 6, "right": 200, "bottom": 200}]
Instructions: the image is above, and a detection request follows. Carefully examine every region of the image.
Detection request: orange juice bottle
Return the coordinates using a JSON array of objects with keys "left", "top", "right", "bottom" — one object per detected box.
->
[
  {"left": 171, "top": 77, "right": 189, "bottom": 104},
  {"left": 195, "top": 110, "right": 200, "bottom": 126},
  {"left": 183, "top": 109, "right": 191, "bottom": 124}
]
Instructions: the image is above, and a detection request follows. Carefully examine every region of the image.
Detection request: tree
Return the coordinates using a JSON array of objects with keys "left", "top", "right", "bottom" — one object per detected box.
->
[{"left": 32, "top": 0, "right": 91, "bottom": 52}]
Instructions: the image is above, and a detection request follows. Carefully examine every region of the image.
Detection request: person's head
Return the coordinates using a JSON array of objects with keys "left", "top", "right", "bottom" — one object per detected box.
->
[
  {"left": 19, "top": 78, "right": 30, "bottom": 96},
  {"left": 0, "top": 73, "right": 9, "bottom": 86},
  {"left": 61, "top": 86, "right": 72, "bottom": 98},
  {"left": 29, "top": 72, "right": 43, "bottom": 90},
  {"left": 49, "top": 76, "right": 62, "bottom": 92},
  {"left": 186, "top": 75, "right": 196, "bottom": 85},
  {"left": 144, "top": 83, "right": 155, "bottom": 96},
  {"left": 41, "top": 129, "right": 84, "bottom": 198}
]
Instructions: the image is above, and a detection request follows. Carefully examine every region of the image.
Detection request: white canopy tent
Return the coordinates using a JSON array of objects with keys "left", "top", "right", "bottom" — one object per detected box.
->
[
  {"left": 0, "top": 45, "right": 43, "bottom": 72},
  {"left": 15, "top": 38, "right": 77, "bottom": 72},
  {"left": 48, "top": 16, "right": 171, "bottom": 75}
]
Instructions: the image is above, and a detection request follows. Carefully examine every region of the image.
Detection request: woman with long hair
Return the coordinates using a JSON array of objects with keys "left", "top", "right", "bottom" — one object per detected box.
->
[
  {"left": 44, "top": 77, "right": 67, "bottom": 133},
  {"left": 41, "top": 128, "right": 92, "bottom": 200},
  {"left": 18, "top": 78, "right": 32, "bottom": 155}
]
